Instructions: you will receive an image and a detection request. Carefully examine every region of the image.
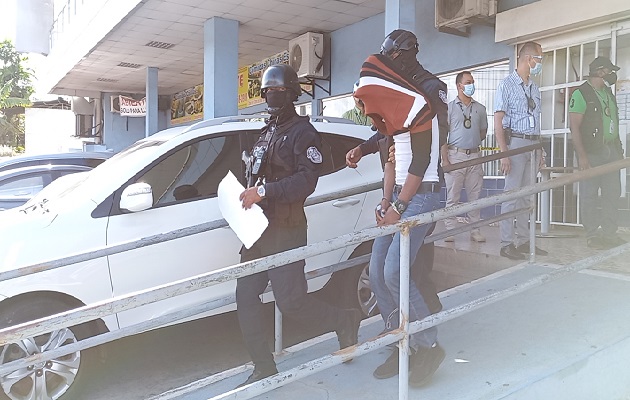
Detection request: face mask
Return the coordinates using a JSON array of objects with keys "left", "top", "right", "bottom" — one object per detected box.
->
[
  {"left": 603, "top": 72, "right": 618, "bottom": 87},
  {"left": 529, "top": 59, "right": 543, "bottom": 76},
  {"left": 265, "top": 90, "right": 288, "bottom": 116},
  {"left": 462, "top": 83, "right": 475, "bottom": 97}
]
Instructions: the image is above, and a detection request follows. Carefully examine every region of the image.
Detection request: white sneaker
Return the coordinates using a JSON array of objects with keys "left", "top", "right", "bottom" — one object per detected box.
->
[
  {"left": 470, "top": 231, "right": 486, "bottom": 242},
  {"left": 444, "top": 236, "right": 455, "bottom": 242}
]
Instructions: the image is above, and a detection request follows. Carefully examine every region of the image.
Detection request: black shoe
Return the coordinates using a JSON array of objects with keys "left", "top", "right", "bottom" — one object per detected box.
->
[
  {"left": 515, "top": 242, "right": 548, "bottom": 256},
  {"left": 500, "top": 244, "right": 526, "bottom": 260},
  {"left": 409, "top": 344, "right": 445, "bottom": 388},
  {"left": 336, "top": 308, "right": 361, "bottom": 349},
  {"left": 373, "top": 349, "right": 403, "bottom": 379},
  {"left": 602, "top": 235, "right": 627, "bottom": 248},
  {"left": 236, "top": 366, "right": 278, "bottom": 388}
]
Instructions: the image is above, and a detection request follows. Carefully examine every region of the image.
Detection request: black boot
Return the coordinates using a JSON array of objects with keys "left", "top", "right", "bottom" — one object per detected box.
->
[
  {"left": 336, "top": 308, "right": 362, "bottom": 349},
  {"left": 236, "top": 366, "right": 278, "bottom": 388}
]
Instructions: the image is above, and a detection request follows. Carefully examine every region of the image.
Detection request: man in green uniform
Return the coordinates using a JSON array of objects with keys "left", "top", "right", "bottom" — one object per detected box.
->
[
  {"left": 342, "top": 81, "right": 372, "bottom": 126},
  {"left": 569, "top": 56, "right": 625, "bottom": 250}
]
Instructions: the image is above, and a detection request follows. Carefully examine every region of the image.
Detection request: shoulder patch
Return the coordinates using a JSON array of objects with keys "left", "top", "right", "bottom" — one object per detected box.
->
[
  {"left": 439, "top": 90, "right": 448, "bottom": 104},
  {"left": 306, "top": 146, "right": 323, "bottom": 164}
]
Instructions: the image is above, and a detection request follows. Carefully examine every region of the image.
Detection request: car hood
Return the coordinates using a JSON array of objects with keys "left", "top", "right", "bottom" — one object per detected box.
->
[{"left": 0, "top": 207, "right": 60, "bottom": 272}]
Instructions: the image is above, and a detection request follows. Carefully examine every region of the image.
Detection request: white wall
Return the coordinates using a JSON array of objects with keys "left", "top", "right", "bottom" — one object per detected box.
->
[
  {"left": 24, "top": 108, "right": 85, "bottom": 154},
  {"left": 496, "top": 0, "right": 630, "bottom": 43}
]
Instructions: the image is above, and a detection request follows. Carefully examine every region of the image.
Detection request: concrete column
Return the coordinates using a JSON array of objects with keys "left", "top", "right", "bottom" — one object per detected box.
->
[
  {"left": 204, "top": 17, "right": 238, "bottom": 119},
  {"left": 384, "top": 0, "right": 416, "bottom": 35},
  {"left": 145, "top": 67, "right": 158, "bottom": 137}
]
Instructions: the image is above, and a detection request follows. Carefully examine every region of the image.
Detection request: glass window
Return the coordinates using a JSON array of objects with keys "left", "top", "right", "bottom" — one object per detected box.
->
[
  {"left": 322, "top": 94, "right": 355, "bottom": 118},
  {"left": 319, "top": 132, "right": 363, "bottom": 176},
  {"left": 295, "top": 102, "right": 312, "bottom": 116},
  {"left": 0, "top": 175, "right": 45, "bottom": 197},
  {"left": 135, "top": 133, "right": 243, "bottom": 206}
]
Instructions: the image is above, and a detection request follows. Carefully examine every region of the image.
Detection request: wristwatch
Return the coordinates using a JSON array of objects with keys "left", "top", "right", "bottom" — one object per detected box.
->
[
  {"left": 391, "top": 199, "right": 408, "bottom": 215},
  {"left": 256, "top": 185, "right": 266, "bottom": 198}
]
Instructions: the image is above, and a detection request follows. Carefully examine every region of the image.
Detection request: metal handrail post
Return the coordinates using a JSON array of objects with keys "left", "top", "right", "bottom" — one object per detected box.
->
[
  {"left": 398, "top": 227, "right": 410, "bottom": 400},
  {"left": 530, "top": 149, "right": 537, "bottom": 263},
  {"left": 274, "top": 304, "right": 283, "bottom": 354},
  {"left": 540, "top": 168, "right": 552, "bottom": 234}
]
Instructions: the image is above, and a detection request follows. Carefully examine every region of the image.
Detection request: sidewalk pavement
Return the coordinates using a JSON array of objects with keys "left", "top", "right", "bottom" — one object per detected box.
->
[{"left": 172, "top": 225, "right": 630, "bottom": 400}]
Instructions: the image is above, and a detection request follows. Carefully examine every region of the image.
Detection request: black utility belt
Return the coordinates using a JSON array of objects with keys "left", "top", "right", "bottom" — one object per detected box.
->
[
  {"left": 393, "top": 182, "right": 441, "bottom": 195},
  {"left": 511, "top": 132, "right": 541, "bottom": 140}
]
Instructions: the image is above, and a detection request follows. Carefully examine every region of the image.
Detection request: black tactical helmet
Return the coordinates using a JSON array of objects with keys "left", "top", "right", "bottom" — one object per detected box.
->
[
  {"left": 261, "top": 64, "right": 301, "bottom": 101},
  {"left": 380, "top": 29, "right": 419, "bottom": 58}
]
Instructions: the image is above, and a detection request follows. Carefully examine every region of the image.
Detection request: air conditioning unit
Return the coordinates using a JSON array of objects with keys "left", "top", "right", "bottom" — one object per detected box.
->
[
  {"left": 435, "top": 0, "right": 497, "bottom": 30},
  {"left": 289, "top": 32, "right": 325, "bottom": 79},
  {"left": 110, "top": 95, "right": 120, "bottom": 113}
]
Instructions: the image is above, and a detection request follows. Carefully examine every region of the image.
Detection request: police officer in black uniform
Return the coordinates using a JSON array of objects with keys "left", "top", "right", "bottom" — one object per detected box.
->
[{"left": 237, "top": 64, "right": 362, "bottom": 387}]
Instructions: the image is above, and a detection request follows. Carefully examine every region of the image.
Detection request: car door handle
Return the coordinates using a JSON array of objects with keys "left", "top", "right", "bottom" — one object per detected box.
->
[{"left": 332, "top": 198, "right": 360, "bottom": 208}]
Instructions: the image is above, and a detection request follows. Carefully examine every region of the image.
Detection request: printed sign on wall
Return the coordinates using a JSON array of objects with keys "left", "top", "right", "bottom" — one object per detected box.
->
[
  {"left": 238, "top": 50, "right": 289, "bottom": 110},
  {"left": 171, "top": 84, "right": 204, "bottom": 125},
  {"left": 119, "top": 96, "right": 146, "bottom": 117}
]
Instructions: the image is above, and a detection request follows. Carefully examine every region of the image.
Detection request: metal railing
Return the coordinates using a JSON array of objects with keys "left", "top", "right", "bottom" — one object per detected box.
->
[{"left": 0, "top": 148, "right": 629, "bottom": 399}]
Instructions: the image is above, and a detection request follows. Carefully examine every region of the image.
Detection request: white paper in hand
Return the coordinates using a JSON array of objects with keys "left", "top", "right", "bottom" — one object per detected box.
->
[{"left": 218, "top": 171, "right": 268, "bottom": 249}]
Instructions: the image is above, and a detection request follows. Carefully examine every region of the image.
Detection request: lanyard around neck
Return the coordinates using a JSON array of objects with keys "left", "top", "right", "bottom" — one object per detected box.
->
[
  {"left": 592, "top": 86, "right": 612, "bottom": 117},
  {"left": 521, "top": 83, "right": 535, "bottom": 114},
  {"left": 457, "top": 101, "right": 472, "bottom": 129}
]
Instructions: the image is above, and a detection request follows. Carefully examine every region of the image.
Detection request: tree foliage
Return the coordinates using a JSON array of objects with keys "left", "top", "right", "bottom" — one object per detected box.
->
[{"left": 0, "top": 40, "right": 34, "bottom": 149}]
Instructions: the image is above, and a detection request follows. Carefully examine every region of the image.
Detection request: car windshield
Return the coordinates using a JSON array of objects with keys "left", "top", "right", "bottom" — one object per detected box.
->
[{"left": 22, "top": 134, "right": 179, "bottom": 210}]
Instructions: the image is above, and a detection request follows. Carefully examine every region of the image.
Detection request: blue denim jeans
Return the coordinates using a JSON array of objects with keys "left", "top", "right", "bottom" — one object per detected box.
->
[{"left": 369, "top": 191, "right": 440, "bottom": 349}]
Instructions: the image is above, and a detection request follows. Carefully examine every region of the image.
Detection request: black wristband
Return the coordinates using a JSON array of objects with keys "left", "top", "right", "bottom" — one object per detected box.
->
[{"left": 391, "top": 199, "right": 408, "bottom": 215}]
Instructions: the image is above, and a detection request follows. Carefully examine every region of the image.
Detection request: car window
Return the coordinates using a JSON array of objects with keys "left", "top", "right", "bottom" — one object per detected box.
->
[
  {"left": 0, "top": 160, "right": 39, "bottom": 173},
  {"left": 134, "top": 133, "right": 243, "bottom": 206},
  {"left": 244, "top": 131, "right": 362, "bottom": 177},
  {"left": 319, "top": 132, "right": 363, "bottom": 176},
  {"left": 0, "top": 175, "right": 46, "bottom": 197},
  {"left": 0, "top": 157, "right": 107, "bottom": 173}
]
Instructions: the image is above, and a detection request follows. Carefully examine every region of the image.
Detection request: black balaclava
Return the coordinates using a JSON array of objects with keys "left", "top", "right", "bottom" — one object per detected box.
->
[
  {"left": 392, "top": 49, "right": 420, "bottom": 73},
  {"left": 265, "top": 90, "right": 297, "bottom": 123}
]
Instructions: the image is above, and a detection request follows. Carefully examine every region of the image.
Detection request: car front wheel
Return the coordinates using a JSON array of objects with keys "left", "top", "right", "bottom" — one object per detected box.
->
[{"left": 0, "top": 297, "right": 99, "bottom": 400}]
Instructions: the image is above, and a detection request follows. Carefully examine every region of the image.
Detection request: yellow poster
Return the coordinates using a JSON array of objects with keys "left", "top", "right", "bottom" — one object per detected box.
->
[
  {"left": 238, "top": 67, "right": 249, "bottom": 109},
  {"left": 171, "top": 84, "right": 203, "bottom": 125},
  {"left": 238, "top": 50, "right": 289, "bottom": 110}
]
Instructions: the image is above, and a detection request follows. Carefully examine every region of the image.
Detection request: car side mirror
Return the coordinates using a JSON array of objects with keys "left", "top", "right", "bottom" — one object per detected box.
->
[{"left": 120, "top": 182, "right": 153, "bottom": 212}]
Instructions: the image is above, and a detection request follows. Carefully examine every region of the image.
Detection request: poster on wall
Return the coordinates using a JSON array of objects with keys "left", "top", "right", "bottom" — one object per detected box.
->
[
  {"left": 119, "top": 95, "right": 146, "bottom": 117},
  {"left": 171, "top": 84, "right": 204, "bottom": 125},
  {"left": 238, "top": 50, "right": 289, "bottom": 110}
]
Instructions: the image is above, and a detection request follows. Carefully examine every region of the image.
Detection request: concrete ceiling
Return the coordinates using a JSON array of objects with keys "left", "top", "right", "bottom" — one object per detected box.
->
[{"left": 52, "top": 0, "right": 385, "bottom": 95}]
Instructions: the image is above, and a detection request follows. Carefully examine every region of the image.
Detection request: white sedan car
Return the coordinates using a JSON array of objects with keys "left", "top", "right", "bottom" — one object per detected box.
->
[{"left": 0, "top": 116, "right": 382, "bottom": 400}]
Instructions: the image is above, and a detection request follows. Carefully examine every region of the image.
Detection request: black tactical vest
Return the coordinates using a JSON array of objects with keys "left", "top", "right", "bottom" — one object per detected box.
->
[{"left": 576, "top": 81, "right": 617, "bottom": 152}]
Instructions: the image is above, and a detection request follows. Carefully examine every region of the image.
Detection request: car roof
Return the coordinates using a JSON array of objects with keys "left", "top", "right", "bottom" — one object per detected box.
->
[
  {"left": 0, "top": 164, "right": 93, "bottom": 180},
  {"left": 130, "top": 114, "right": 369, "bottom": 154},
  {"left": 0, "top": 151, "right": 113, "bottom": 169}
]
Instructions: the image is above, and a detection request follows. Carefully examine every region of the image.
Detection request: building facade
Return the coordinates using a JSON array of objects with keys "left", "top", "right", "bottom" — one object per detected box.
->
[{"left": 16, "top": 0, "right": 630, "bottom": 226}]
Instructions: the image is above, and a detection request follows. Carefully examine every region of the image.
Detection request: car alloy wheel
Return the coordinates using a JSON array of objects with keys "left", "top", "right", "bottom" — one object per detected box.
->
[{"left": 0, "top": 327, "right": 81, "bottom": 400}]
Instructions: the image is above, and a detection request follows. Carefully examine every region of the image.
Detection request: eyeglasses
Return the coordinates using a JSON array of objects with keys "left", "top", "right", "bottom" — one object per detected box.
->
[
  {"left": 266, "top": 87, "right": 287, "bottom": 92},
  {"left": 529, "top": 55, "right": 543, "bottom": 60}
]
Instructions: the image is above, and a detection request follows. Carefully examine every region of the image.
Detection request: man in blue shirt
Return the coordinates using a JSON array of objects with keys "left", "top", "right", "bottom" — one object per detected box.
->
[{"left": 494, "top": 41, "right": 548, "bottom": 260}]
